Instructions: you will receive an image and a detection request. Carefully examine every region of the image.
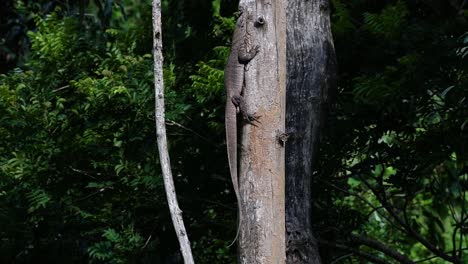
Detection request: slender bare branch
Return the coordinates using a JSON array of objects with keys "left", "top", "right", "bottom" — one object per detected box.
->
[
  {"left": 152, "top": 1, "right": 194, "bottom": 263},
  {"left": 165, "top": 119, "right": 216, "bottom": 145},
  {"left": 330, "top": 253, "right": 353, "bottom": 264},
  {"left": 415, "top": 248, "right": 468, "bottom": 263},
  {"left": 52, "top": 85, "right": 70, "bottom": 93},
  {"left": 350, "top": 234, "right": 414, "bottom": 264},
  {"left": 319, "top": 240, "right": 387, "bottom": 264}
]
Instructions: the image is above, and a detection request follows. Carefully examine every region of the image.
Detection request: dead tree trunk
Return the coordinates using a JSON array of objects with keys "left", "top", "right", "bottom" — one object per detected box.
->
[
  {"left": 236, "top": 0, "right": 287, "bottom": 263},
  {"left": 285, "top": 0, "right": 336, "bottom": 263}
]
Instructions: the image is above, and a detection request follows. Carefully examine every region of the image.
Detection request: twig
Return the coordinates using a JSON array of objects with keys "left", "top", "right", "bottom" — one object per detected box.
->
[
  {"left": 74, "top": 187, "right": 109, "bottom": 202},
  {"left": 142, "top": 234, "right": 152, "bottom": 249},
  {"left": 359, "top": 175, "right": 461, "bottom": 263},
  {"left": 319, "top": 178, "right": 405, "bottom": 233},
  {"left": 331, "top": 253, "right": 353, "bottom": 264},
  {"left": 69, "top": 166, "right": 98, "bottom": 179},
  {"left": 458, "top": 175, "right": 466, "bottom": 259},
  {"left": 319, "top": 239, "right": 387, "bottom": 264},
  {"left": 415, "top": 248, "right": 468, "bottom": 263},
  {"left": 52, "top": 85, "right": 70, "bottom": 93},
  {"left": 152, "top": 1, "right": 194, "bottom": 263},
  {"left": 350, "top": 234, "right": 414, "bottom": 264},
  {"left": 165, "top": 119, "right": 216, "bottom": 145}
]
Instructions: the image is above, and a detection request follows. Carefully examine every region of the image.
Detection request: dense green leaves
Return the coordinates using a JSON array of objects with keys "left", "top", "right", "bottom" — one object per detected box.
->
[
  {"left": 0, "top": 0, "right": 466, "bottom": 263},
  {"left": 0, "top": 10, "right": 163, "bottom": 263},
  {"left": 316, "top": 0, "right": 468, "bottom": 263},
  {"left": 0, "top": 0, "right": 239, "bottom": 262}
]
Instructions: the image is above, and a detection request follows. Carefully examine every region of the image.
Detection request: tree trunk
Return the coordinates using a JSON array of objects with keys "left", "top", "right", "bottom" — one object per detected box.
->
[
  {"left": 285, "top": 0, "right": 336, "bottom": 263},
  {"left": 237, "top": 0, "right": 286, "bottom": 263}
]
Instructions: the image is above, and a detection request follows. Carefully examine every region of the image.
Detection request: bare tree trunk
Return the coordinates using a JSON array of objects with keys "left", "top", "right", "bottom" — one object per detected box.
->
[
  {"left": 237, "top": 0, "right": 286, "bottom": 263},
  {"left": 152, "top": 1, "right": 195, "bottom": 263},
  {"left": 285, "top": 0, "right": 336, "bottom": 263}
]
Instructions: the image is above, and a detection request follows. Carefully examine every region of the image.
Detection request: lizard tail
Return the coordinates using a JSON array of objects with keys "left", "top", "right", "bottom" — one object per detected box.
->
[
  {"left": 228, "top": 194, "right": 242, "bottom": 247},
  {"left": 226, "top": 102, "right": 241, "bottom": 247}
]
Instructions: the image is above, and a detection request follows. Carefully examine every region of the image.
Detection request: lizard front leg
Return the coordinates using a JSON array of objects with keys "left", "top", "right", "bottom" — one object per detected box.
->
[
  {"left": 235, "top": 12, "right": 260, "bottom": 124},
  {"left": 238, "top": 10, "right": 260, "bottom": 64},
  {"left": 238, "top": 44, "right": 260, "bottom": 64},
  {"left": 235, "top": 45, "right": 261, "bottom": 124}
]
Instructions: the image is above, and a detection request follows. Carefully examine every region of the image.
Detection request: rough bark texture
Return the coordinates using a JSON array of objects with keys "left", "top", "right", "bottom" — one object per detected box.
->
[
  {"left": 237, "top": 0, "right": 286, "bottom": 263},
  {"left": 285, "top": 0, "right": 336, "bottom": 263},
  {"left": 152, "top": 1, "right": 194, "bottom": 263}
]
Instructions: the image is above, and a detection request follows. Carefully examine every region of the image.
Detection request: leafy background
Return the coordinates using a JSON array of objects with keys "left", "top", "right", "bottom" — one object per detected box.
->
[{"left": 0, "top": 0, "right": 467, "bottom": 263}]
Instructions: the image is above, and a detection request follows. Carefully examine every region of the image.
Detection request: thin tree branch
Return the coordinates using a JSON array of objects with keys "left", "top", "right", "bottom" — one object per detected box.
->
[
  {"left": 165, "top": 119, "right": 217, "bottom": 146},
  {"left": 452, "top": 224, "right": 460, "bottom": 259},
  {"left": 359, "top": 175, "right": 461, "bottom": 263},
  {"left": 74, "top": 187, "right": 110, "bottom": 202},
  {"left": 68, "top": 166, "right": 98, "bottom": 179},
  {"left": 319, "top": 178, "right": 405, "bottom": 233},
  {"left": 350, "top": 234, "right": 414, "bottom": 264},
  {"left": 142, "top": 234, "right": 152, "bottom": 249},
  {"left": 319, "top": 239, "right": 387, "bottom": 264},
  {"left": 152, "top": 1, "right": 194, "bottom": 263},
  {"left": 52, "top": 85, "right": 70, "bottom": 93},
  {"left": 415, "top": 248, "right": 468, "bottom": 263},
  {"left": 331, "top": 253, "right": 353, "bottom": 264},
  {"left": 458, "top": 175, "right": 466, "bottom": 259}
]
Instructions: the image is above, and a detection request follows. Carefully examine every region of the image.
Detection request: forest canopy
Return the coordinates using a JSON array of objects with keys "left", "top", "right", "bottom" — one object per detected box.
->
[{"left": 0, "top": 0, "right": 467, "bottom": 263}]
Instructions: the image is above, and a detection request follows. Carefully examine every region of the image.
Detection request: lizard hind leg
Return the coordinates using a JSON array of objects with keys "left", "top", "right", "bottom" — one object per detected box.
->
[
  {"left": 232, "top": 94, "right": 261, "bottom": 126},
  {"left": 245, "top": 113, "right": 261, "bottom": 126},
  {"left": 231, "top": 95, "right": 242, "bottom": 114}
]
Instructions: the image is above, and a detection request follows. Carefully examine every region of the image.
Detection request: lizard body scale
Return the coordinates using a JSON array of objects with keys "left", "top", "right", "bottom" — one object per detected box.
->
[{"left": 224, "top": 7, "right": 259, "bottom": 246}]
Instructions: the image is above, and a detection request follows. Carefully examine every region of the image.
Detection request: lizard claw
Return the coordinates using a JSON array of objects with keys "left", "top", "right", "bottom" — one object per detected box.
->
[
  {"left": 231, "top": 95, "right": 242, "bottom": 114},
  {"left": 231, "top": 95, "right": 241, "bottom": 106},
  {"left": 245, "top": 113, "right": 261, "bottom": 126},
  {"left": 253, "top": 45, "right": 260, "bottom": 53}
]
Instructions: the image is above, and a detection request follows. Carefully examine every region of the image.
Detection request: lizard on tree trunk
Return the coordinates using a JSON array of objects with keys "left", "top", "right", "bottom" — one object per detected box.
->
[{"left": 224, "top": 6, "right": 260, "bottom": 246}]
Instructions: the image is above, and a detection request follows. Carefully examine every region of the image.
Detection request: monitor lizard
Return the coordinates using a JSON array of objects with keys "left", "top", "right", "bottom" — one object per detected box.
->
[{"left": 224, "top": 7, "right": 260, "bottom": 246}]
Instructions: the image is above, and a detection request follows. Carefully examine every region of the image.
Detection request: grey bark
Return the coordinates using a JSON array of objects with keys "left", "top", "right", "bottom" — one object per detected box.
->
[
  {"left": 285, "top": 0, "right": 336, "bottom": 263},
  {"left": 152, "top": 1, "right": 195, "bottom": 263},
  {"left": 237, "top": 0, "right": 287, "bottom": 263}
]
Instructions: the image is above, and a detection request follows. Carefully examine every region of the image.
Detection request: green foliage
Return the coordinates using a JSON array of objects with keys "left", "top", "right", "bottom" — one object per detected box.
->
[
  {"left": 363, "top": 1, "right": 408, "bottom": 39},
  {"left": 88, "top": 227, "right": 144, "bottom": 264},
  {"left": 2, "top": 0, "right": 466, "bottom": 263},
  {"left": 193, "top": 235, "right": 233, "bottom": 264},
  {"left": 0, "top": 12, "right": 163, "bottom": 263},
  {"left": 330, "top": 0, "right": 356, "bottom": 37},
  {"left": 26, "top": 189, "right": 51, "bottom": 213},
  {"left": 29, "top": 13, "right": 74, "bottom": 62},
  {"left": 319, "top": 0, "right": 468, "bottom": 263},
  {"left": 190, "top": 46, "right": 228, "bottom": 131},
  {"left": 0, "top": 1, "right": 239, "bottom": 262}
]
